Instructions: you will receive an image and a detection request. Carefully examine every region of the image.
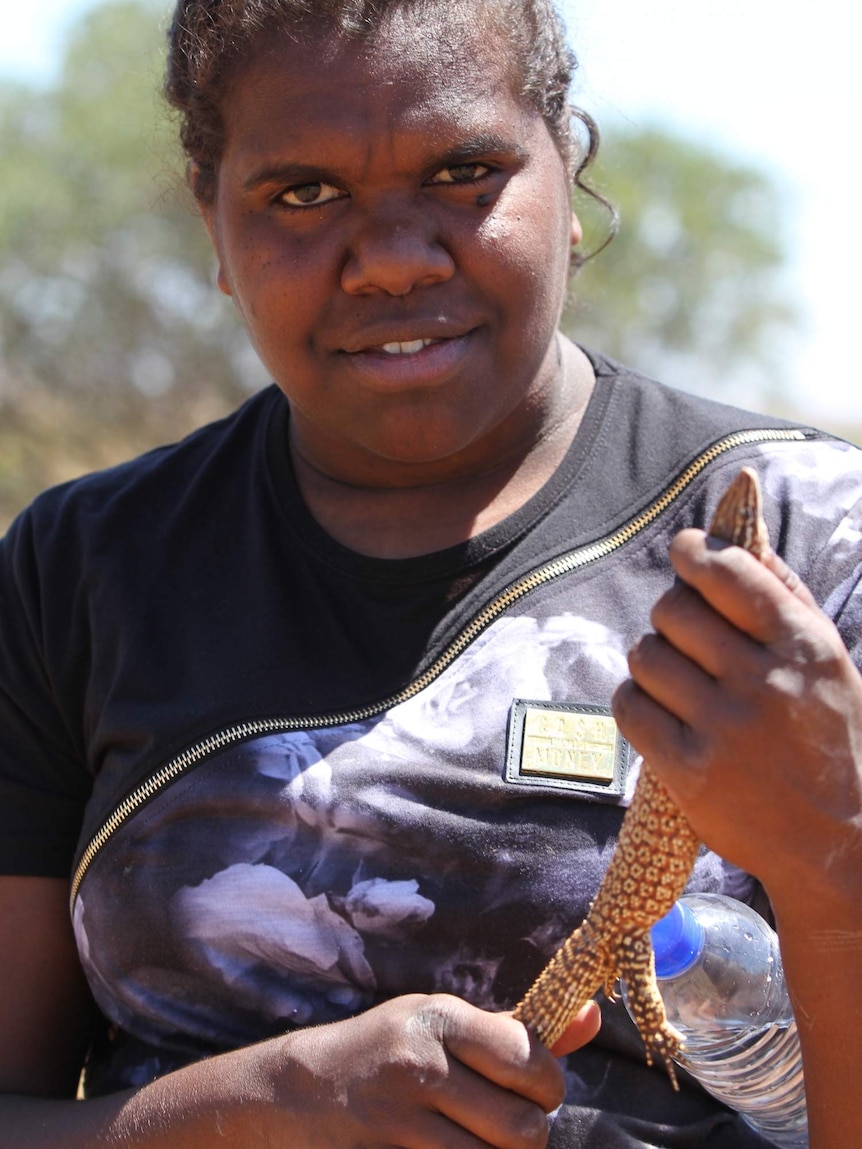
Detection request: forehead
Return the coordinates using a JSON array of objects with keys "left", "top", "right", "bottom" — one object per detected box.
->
[{"left": 220, "top": 7, "right": 540, "bottom": 164}]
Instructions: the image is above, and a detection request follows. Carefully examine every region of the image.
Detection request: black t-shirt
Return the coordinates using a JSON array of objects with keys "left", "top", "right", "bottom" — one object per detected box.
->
[{"left": 3, "top": 348, "right": 861, "bottom": 1146}]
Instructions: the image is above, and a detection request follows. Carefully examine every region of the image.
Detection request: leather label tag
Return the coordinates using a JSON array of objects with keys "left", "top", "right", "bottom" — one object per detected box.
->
[{"left": 505, "top": 699, "right": 630, "bottom": 800}]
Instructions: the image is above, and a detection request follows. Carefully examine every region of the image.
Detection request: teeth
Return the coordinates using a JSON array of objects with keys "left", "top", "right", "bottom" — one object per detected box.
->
[{"left": 380, "top": 339, "right": 435, "bottom": 355}]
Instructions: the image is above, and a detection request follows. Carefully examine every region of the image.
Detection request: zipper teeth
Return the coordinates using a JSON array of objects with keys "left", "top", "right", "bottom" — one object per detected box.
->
[{"left": 69, "top": 427, "right": 808, "bottom": 909}]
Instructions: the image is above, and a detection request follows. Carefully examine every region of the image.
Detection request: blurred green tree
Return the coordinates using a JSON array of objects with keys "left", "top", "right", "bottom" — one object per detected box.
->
[
  {"left": 0, "top": 1, "right": 262, "bottom": 528},
  {"left": 565, "top": 125, "right": 795, "bottom": 406},
  {"left": 0, "top": 0, "right": 797, "bottom": 530}
]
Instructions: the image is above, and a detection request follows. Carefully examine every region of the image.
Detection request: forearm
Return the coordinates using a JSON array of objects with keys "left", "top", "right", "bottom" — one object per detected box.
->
[
  {"left": 0, "top": 995, "right": 577, "bottom": 1149},
  {"left": 771, "top": 883, "right": 862, "bottom": 1149},
  {"left": 0, "top": 1041, "right": 286, "bottom": 1149}
]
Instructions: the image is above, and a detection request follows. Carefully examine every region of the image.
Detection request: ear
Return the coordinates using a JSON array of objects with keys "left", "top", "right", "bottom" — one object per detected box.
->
[
  {"left": 570, "top": 210, "right": 583, "bottom": 250},
  {"left": 192, "top": 163, "right": 233, "bottom": 299},
  {"left": 214, "top": 262, "right": 233, "bottom": 298}
]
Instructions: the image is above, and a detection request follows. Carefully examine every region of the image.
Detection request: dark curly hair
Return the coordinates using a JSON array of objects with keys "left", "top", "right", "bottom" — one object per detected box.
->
[{"left": 164, "top": 0, "right": 605, "bottom": 222}]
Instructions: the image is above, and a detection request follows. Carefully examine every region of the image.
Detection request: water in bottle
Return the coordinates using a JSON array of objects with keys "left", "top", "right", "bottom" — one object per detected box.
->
[{"left": 626, "top": 892, "right": 808, "bottom": 1149}]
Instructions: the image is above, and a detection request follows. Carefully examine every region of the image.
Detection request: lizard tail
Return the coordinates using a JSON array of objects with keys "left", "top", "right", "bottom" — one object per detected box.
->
[{"left": 513, "top": 919, "right": 614, "bottom": 1049}]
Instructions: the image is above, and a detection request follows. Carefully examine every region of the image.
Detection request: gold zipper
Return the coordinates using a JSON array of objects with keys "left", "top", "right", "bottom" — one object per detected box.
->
[{"left": 69, "top": 426, "right": 810, "bottom": 910}]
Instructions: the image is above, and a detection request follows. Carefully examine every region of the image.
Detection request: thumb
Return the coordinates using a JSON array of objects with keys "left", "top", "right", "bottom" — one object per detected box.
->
[
  {"left": 548, "top": 1000, "right": 602, "bottom": 1057},
  {"left": 763, "top": 549, "right": 820, "bottom": 611}
]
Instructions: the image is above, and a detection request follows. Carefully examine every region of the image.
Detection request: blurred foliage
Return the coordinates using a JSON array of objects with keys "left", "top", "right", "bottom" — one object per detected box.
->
[
  {"left": 0, "top": 0, "right": 259, "bottom": 402},
  {"left": 565, "top": 125, "right": 795, "bottom": 404},
  {"left": 0, "top": 1, "right": 261, "bottom": 530},
  {"left": 1, "top": 0, "right": 846, "bottom": 534}
]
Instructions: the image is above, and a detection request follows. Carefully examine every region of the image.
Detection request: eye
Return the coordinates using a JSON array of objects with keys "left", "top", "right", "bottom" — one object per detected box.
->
[
  {"left": 429, "top": 162, "right": 492, "bottom": 185},
  {"left": 279, "top": 181, "right": 344, "bottom": 208}
]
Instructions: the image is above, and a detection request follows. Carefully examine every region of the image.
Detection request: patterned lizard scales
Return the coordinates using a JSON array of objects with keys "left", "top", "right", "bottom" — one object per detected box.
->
[{"left": 513, "top": 466, "right": 771, "bottom": 1088}]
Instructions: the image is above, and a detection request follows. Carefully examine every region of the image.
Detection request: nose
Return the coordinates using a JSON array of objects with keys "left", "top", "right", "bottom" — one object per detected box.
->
[{"left": 340, "top": 207, "right": 455, "bottom": 297}]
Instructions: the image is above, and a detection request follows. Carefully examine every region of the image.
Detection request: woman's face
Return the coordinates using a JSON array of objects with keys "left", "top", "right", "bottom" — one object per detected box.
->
[{"left": 200, "top": 6, "right": 580, "bottom": 483}]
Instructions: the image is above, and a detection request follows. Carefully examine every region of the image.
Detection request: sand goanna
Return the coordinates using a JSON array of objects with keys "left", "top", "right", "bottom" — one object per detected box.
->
[{"left": 513, "top": 466, "right": 771, "bottom": 1086}]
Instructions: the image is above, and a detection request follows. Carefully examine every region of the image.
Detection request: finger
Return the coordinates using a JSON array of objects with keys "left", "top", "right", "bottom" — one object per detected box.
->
[
  {"left": 405, "top": 1110, "right": 497, "bottom": 1149},
  {"left": 549, "top": 1000, "right": 602, "bottom": 1058},
  {"left": 612, "top": 678, "right": 695, "bottom": 792},
  {"left": 626, "top": 631, "right": 719, "bottom": 728},
  {"left": 433, "top": 1001, "right": 564, "bottom": 1114},
  {"left": 668, "top": 529, "right": 818, "bottom": 644},
  {"left": 762, "top": 547, "right": 820, "bottom": 610},
  {"left": 650, "top": 580, "right": 760, "bottom": 679},
  {"left": 393, "top": 1103, "right": 540, "bottom": 1149},
  {"left": 428, "top": 1063, "right": 554, "bottom": 1149}
]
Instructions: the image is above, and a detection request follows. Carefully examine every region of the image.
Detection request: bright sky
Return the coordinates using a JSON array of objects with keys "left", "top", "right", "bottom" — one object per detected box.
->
[{"left": 2, "top": 0, "right": 859, "bottom": 425}]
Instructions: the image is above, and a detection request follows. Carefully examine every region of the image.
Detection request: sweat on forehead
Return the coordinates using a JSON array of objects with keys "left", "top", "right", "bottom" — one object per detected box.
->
[{"left": 165, "top": 0, "right": 578, "bottom": 201}]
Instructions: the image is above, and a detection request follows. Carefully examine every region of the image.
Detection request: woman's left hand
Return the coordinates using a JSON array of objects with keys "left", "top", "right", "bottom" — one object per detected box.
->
[{"left": 612, "top": 526, "right": 862, "bottom": 911}]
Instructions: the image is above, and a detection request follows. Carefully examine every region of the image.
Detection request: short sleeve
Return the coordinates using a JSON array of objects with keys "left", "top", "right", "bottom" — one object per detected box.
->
[
  {"left": 0, "top": 507, "right": 93, "bottom": 876},
  {"left": 807, "top": 500, "right": 862, "bottom": 667},
  {"left": 769, "top": 438, "right": 862, "bottom": 668}
]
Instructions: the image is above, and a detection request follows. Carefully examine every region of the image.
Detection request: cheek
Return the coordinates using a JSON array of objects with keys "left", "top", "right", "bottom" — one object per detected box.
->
[
  {"left": 226, "top": 238, "right": 330, "bottom": 337},
  {"left": 474, "top": 197, "right": 572, "bottom": 318},
  {"left": 222, "top": 209, "right": 323, "bottom": 289}
]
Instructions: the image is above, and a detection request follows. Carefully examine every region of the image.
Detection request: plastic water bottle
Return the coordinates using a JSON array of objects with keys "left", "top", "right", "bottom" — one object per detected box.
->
[{"left": 629, "top": 892, "right": 808, "bottom": 1148}]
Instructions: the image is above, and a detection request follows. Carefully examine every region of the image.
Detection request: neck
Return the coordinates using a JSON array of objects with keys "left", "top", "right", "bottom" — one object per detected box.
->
[{"left": 290, "top": 339, "right": 596, "bottom": 558}]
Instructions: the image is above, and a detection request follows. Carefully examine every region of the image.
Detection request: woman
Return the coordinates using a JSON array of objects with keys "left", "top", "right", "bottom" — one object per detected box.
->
[{"left": 0, "top": 0, "right": 859, "bottom": 1145}]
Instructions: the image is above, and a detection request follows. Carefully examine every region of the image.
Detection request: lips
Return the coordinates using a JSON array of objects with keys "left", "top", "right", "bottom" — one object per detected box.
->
[
  {"left": 337, "top": 317, "right": 477, "bottom": 357},
  {"left": 337, "top": 328, "right": 476, "bottom": 390}
]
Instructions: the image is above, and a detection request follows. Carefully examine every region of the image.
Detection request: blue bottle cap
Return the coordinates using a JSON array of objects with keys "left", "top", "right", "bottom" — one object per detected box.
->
[{"left": 651, "top": 900, "right": 704, "bottom": 978}]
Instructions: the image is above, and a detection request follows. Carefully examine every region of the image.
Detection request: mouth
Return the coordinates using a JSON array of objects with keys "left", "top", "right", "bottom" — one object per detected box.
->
[
  {"left": 339, "top": 318, "right": 477, "bottom": 357},
  {"left": 337, "top": 329, "right": 476, "bottom": 390}
]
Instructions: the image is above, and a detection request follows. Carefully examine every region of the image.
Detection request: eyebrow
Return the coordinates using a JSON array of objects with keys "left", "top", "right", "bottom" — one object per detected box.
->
[
  {"left": 434, "top": 132, "right": 528, "bottom": 162},
  {"left": 241, "top": 132, "right": 528, "bottom": 192},
  {"left": 243, "top": 163, "right": 330, "bottom": 192}
]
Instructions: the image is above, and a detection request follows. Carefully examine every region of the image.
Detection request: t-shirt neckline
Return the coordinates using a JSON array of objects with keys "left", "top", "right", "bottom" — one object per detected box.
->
[{"left": 263, "top": 342, "right": 614, "bottom": 586}]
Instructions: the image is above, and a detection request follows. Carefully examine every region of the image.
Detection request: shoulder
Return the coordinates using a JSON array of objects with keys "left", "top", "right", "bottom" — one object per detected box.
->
[
  {"left": 563, "top": 346, "right": 862, "bottom": 607},
  {"left": 585, "top": 344, "right": 862, "bottom": 503},
  {"left": 559, "top": 345, "right": 861, "bottom": 547},
  {"left": 3, "top": 386, "right": 285, "bottom": 566},
  {"left": 585, "top": 345, "right": 811, "bottom": 445}
]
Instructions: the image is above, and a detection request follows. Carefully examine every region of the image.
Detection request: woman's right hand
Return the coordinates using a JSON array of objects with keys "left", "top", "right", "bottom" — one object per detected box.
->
[{"left": 254, "top": 993, "right": 600, "bottom": 1149}]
